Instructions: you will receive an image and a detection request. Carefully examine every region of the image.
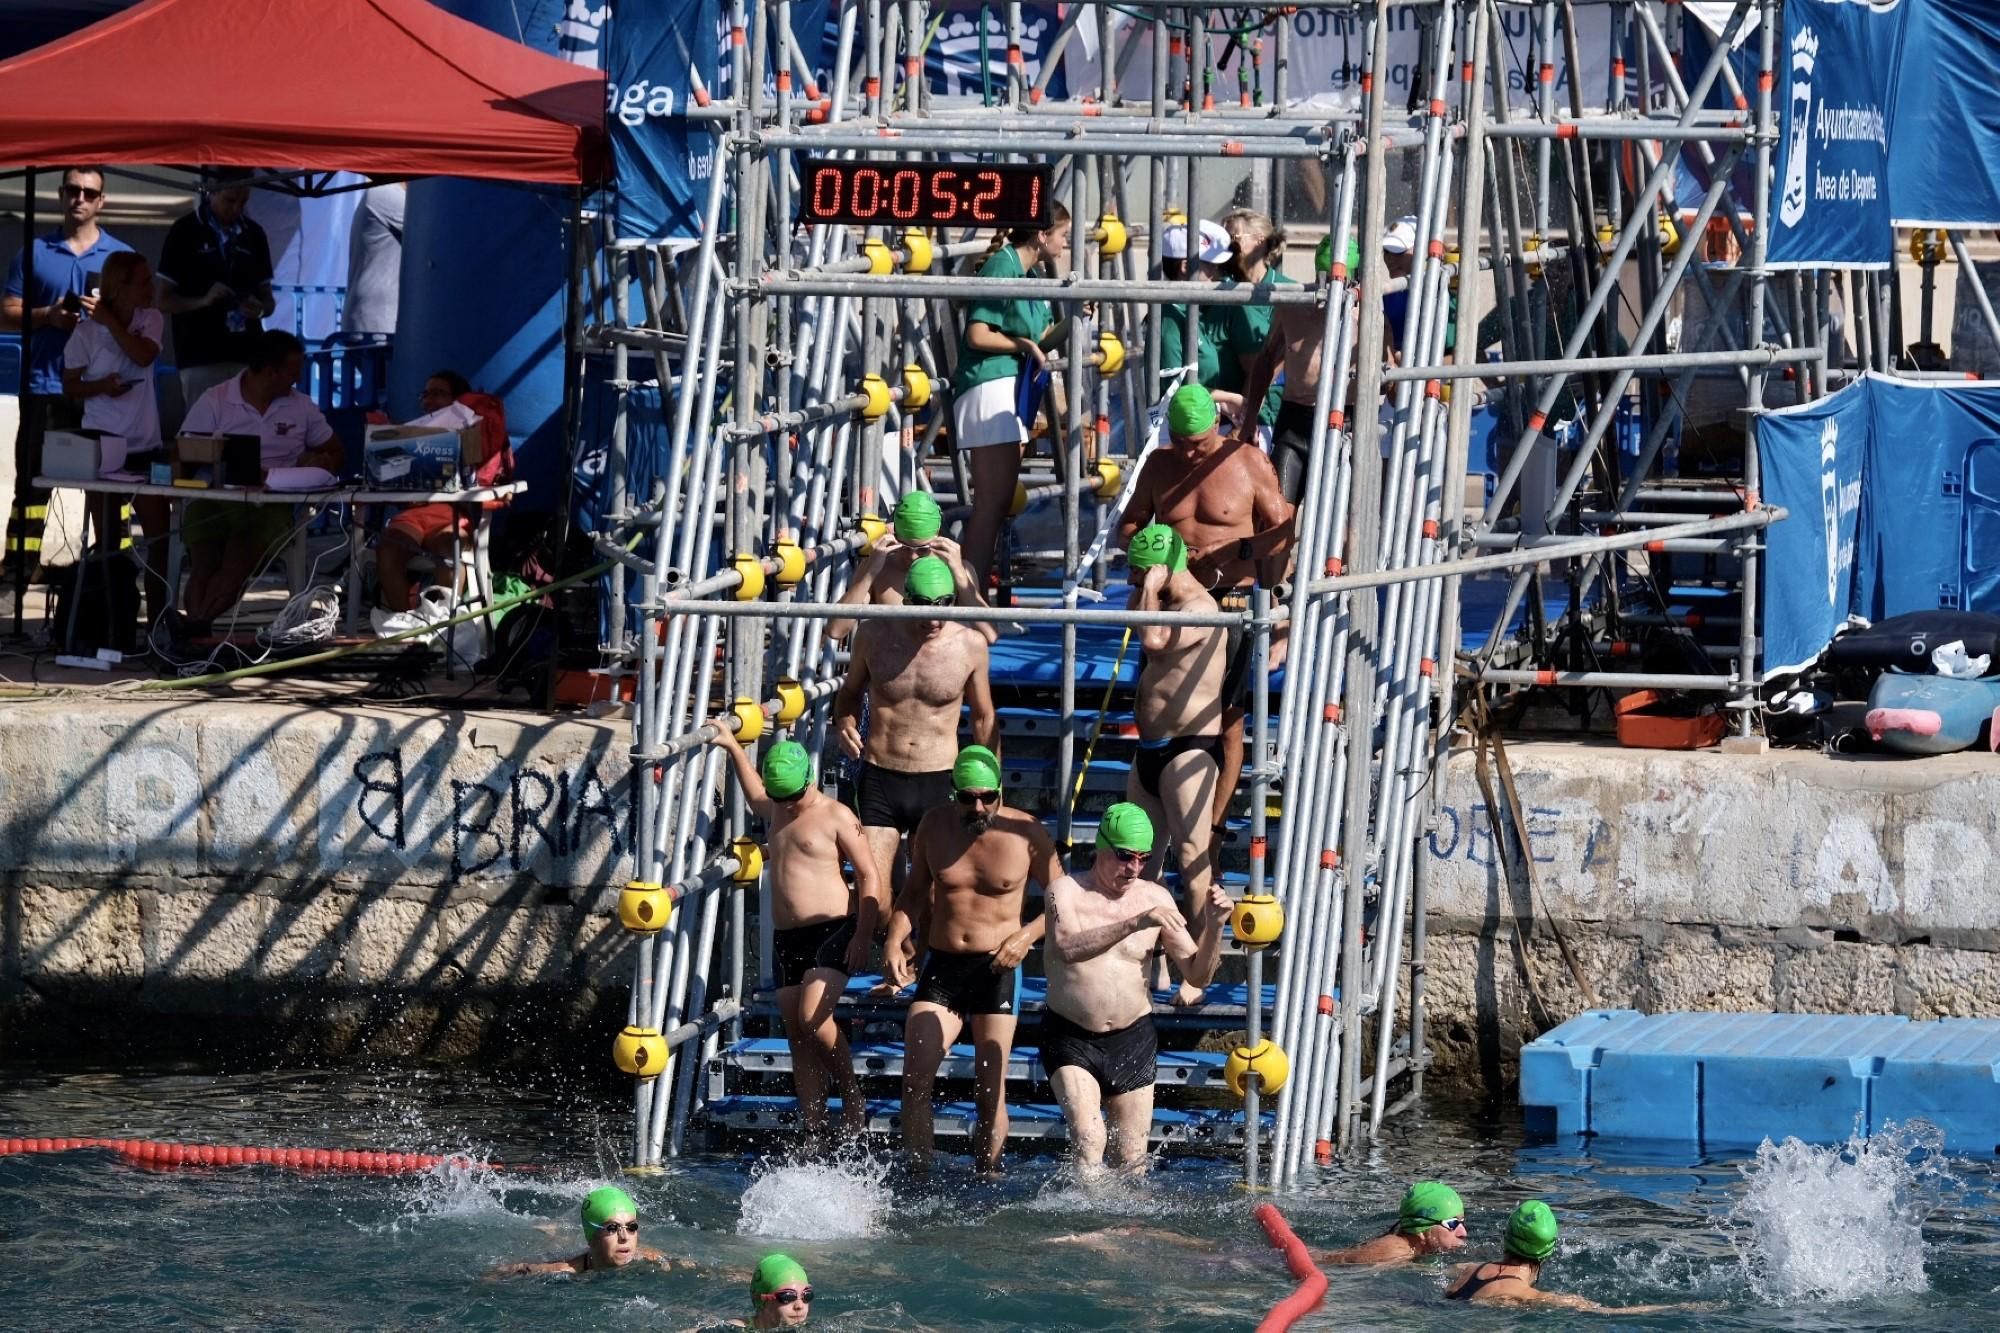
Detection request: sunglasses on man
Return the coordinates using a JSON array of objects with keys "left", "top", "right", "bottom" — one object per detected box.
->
[
  {"left": 61, "top": 184, "right": 103, "bottom": 202},
  {"left": 954, "top": 789, "right": 999, "bottom": 806}
]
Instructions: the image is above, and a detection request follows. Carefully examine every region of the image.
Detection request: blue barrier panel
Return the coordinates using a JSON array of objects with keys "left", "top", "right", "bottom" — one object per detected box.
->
[{"left": 1523, "top": 1009, "right": 2000, "bottom": 1153}]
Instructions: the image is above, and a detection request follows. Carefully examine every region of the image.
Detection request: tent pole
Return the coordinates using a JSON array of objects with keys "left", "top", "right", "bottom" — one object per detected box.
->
[{"left": 10, "top": 167, "right": 34, "bottom": 637}]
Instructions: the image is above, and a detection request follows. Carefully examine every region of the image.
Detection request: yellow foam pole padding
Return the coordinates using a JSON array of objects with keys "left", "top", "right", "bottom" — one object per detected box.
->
[
  {"left": 613, "top": 1025, "right": 667, "bottom": 1077},
  {"left": 775, "top": 677, "right": 808, "bottom": 725},
  {"left": 858, "top": 514, "right": 888, "bottom": 553},
  {"left": 901, "top": 228, "right": 934, "bottom": 272},
  {"left": 730, "top": 696, "right": 765, "bottom": 742},
  {"left": 862, "top": 237, "right": 894, "bottom": 275},
  {"left": 1224, "top": 1039, "right": 1291, "bottom": 1097},
  {"left": 1010, "top": 481, "right": 1030, "bottom": 517},
  {"left": 1095, "top": 330, "right": 1126, "bottom": 375},
  {"left": 771, "top": 539, "right": 807, "bottom": 587},
  {"left": 1093, "top": 213, "right": 1129, "bottom": 257},
  {"left": 860, "top": 373, "right": 892, "bottom": 420},
  {"left": 1230, "top": 893, "right": 1285, "bottom": 948},
  {"left": 732, "top": 553, "right": 766, "bottom": 601},
  {"left": 1093, "top": 458, "right": 1122, "bottom": 500},
  {"left": 730, "top": 836, "right": 765, "bottom": 882},
  {"left": 618, "top": 881, "right": 673, "bottom": 934},
  {"left": 901, "top": 364, "right": 932, "bottom": 409}
]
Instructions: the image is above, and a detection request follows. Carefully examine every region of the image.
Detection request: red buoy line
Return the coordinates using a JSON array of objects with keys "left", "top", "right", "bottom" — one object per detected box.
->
[
  {"left": 1253, "top": 1202, "right": 1329, "bottom": 1333},
  {"left": 0, "top": 1136, "right": 506, "bottom": 1175}
]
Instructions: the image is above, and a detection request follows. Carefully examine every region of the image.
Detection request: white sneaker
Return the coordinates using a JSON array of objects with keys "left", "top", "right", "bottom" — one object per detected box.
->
[{"left": 371, "top": 606, "right": 433, "bottom": 638}]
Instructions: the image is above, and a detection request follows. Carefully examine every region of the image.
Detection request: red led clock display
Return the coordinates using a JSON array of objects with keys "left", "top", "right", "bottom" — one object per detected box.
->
[{"left": 799, "top": 159, "right": 1051, "bottom": 228}]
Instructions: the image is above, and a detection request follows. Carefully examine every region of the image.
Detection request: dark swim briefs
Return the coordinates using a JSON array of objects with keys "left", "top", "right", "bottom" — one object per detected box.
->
[
  {"left": 1272, "top": 398, "right": 1316, "bottom": 506},
  {"left": 771, "top": 916, "right": 857, "bottom": 990},
  {"left": 1039, "top": 1008, "right": 1159, "bottom": 1095},
  {"left": 913, "top": 947, "right": 1021, "bottom": 1017},
  {"left": 854, "top": 761, "right": 953, "bottom": 834},
  {"left": 1132, "top": 733, "right": 1226, "bottom": 798}
]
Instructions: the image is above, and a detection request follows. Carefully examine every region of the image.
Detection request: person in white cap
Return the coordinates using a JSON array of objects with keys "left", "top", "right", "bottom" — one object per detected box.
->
[
  {"left": 1154, "top": 218, "right": 1230, "bottom": 390},
  {"left": 1381, "top": 214, "right": 1418, "bottom": 352}
]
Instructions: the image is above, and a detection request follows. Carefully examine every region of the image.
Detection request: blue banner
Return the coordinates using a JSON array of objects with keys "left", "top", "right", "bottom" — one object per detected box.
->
[
  {"left": 1853, "top": 377, "right": 2000, "bottom": 621},
  {"left": 1758, "top": 380, "right": 1869, "bottom": 675},
  {"left": 1769, "top": 0, "right": 1894, "bottom": 269},
  {"left": 1883, "top": 0, "right": 2000, "bottom": 227},
  {"left": 596, "top": 0, "right": 723, "bottom": 241},
  {"left": 925, "top": 3, "right": 1068, "bottom": 101}
]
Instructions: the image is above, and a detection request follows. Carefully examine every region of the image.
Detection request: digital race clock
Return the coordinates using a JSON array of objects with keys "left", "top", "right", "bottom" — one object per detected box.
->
[{"left": 798, "top": 159, "right": 1052, "bottom": 228}]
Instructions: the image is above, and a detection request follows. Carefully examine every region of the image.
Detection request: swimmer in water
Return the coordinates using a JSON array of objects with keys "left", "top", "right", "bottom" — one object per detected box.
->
[
  {"left": 491, "top": 1186, "right": 670, "bottom": 1275},
  {"left": 748, "top": 1253, "right": 815, "bottom": 1327},
  {"left": 1445, "top": 1200, "right": 1694, "bottom": 1313},
  {"left": 1319, "top": 1180, "right": 1469, "bottom": 1265}
]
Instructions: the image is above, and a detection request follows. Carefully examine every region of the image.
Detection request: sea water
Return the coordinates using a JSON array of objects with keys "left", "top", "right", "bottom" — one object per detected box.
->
[{"left": 1, "top": 1063, "right": 1995, "bottom": 1330}]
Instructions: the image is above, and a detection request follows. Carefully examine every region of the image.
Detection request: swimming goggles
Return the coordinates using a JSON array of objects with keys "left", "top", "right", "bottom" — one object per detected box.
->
[
  {"left": 760, "top": 1286, "right": 814, "bottom": 1305},
  {"left": 588, "top": 1219, "right": 640, "bottom": 1237}
]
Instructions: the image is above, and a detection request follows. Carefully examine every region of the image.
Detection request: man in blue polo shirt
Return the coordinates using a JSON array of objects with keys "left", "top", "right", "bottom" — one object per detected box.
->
[{"left": 2, "top": 165, "right": 132, "bottom": 575}]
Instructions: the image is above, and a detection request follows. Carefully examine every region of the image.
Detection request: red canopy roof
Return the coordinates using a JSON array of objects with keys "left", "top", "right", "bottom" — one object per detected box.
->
[{"left": 0, "top": 0, "right": 608, "bottom": 184}]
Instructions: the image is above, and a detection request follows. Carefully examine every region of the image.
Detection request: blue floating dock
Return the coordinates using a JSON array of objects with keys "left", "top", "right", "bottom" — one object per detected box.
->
[{"left": 1521, "top": 1010, "right": 2000, "bottom": 1154}]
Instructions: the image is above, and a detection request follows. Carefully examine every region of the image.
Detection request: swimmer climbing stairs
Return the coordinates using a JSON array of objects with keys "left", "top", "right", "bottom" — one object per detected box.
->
[{"left": 698, "top": 552, "right": 1284, "bottom": 1152}]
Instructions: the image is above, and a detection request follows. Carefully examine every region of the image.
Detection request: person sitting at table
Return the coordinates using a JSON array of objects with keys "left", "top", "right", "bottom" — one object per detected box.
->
[
  {"left": 372, "top": 368, "right": 510, "bottom": 626},
  {"left": 60, "top": 249, "right": 173, "bottom": 624},
  {"left": 176, "top": 330, "right": 342, "bottom": 629}
]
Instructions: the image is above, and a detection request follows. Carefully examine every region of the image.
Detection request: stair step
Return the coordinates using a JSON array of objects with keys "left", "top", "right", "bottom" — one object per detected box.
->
[
  {"left": 721, "top": 1039, "right": 1229, "bottom": 1088},
  {"left": 748, "top": 975, "right": 1274, "bottom": 1029},
  {"left": 702, "top": 1095, "right": 1267, "bottom": 1146}
]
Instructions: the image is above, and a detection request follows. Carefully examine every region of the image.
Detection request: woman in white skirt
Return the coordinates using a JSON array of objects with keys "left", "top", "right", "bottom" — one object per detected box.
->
[{"left": 953, "top": 201, "right": 1070, "bottom": 589}]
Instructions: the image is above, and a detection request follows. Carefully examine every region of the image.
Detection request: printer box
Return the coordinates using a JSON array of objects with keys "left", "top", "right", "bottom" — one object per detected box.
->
[
  {"left": 172, "top": 433, "right": 261, "bottom": 487},
  {"left": 43, "top": 428, "right": 128, "bottom": 481},
  {"left": 363, "top": 423, "right": 482, "bottom": 491}
]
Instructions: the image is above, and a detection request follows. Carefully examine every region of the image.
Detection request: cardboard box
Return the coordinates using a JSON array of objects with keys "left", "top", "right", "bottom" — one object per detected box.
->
[
  {"left": 363, "top": 423, "right": 482, "bottom": 491},
  {"left": 172, "top": 433, "right": 261, "bottom": 487},
  {"left": 43, "top": 428, "right": 128, "bottom": 481}
]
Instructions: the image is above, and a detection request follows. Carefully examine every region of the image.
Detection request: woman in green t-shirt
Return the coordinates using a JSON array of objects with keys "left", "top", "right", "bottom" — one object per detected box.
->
[
  {"left": 953, "top": 201, "right": 1070, "bottom": 589},
  {"left": 1207, "top": 207, "right": 1296, "bottom": 431}
]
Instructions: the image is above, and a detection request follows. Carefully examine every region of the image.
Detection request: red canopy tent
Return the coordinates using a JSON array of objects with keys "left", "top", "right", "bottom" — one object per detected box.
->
[{"left": 0, "top": 0, "right": 608, "bottom": 184}]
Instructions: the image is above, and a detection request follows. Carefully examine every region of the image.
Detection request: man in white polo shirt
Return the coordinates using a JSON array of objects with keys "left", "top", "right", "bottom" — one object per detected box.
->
[{"left": 178, "top": 330, "right": 342, "bottom": 626}]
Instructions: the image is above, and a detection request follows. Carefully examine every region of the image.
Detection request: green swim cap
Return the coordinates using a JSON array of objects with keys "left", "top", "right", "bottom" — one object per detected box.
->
[
  {"left": 904, "top": 554, "right": 956, "bottom": 603},
  {"left": 1396, "top": 1181, "right": 1465, "bottom": 1235},
  {"left": 581, "top": 1185, "right": 637, "bottom": 1231},
  {"left": 752, "top": 1252, "right": 810, "bottom": 1296},
  {"left": 893, "top": 490, "right": 942, "bottom": 542},
  {"left": 1095, "top": 802, "right": 1155, "bottom": 854},
  {"left": 760, "top": 740, "right": 812, "bottom": 800},
  {"left": 1167, "top": 383, "right": 1217, "bottom": 437},
  {"left": 952, "top": 744, "right": 1002, "bottom": 795},
  {"left": 1315, "top": 234, "right": 1362, "bottom": 274},
  {"left": 1126, "top": 522, "right": 1188, "bottom": 574},
  {"left": 1505, "top": 1200, "right": 1559, "bottom": 1261}
]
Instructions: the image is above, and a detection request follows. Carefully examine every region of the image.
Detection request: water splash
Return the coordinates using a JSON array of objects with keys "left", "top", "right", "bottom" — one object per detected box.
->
[
  {"left": 737, "top": 1150, "right": 891, "bottom": 1239},
  {"left": 1729, "top": 1120, "right": 1950, "bottom": 1303}
]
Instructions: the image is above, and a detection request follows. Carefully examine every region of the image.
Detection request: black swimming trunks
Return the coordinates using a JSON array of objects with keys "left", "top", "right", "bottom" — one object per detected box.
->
[
  {"left": 1272, "top": 398, "right": 1315, "bottom": 506},
  {"left": 913, "top": 947, "right": 1021, "bottom": 1017},
  {"left": 1133, "top": 733, "right": 1225, "bottom": 798},
  {"left": 1219, "top": 619, "right": 1254, "bottom": 710},
  {"left": 770, "top": 917, "right": 857, "bottom": 990},
  {"left": 1039, "top": 1008, "right": 1159, "bottom": 1095},
  {"left": 855, "top": 761, "right": 953, "bottom": 834}
]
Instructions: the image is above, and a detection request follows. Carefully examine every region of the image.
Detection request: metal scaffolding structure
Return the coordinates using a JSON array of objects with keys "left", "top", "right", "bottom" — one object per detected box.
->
[{"left": 578, "top": 0, "right": 1820, "bottom": 1178}]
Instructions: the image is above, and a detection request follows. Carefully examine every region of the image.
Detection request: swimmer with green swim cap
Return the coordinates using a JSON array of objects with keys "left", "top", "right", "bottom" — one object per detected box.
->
[
  {"left": 1445, "top": 1200, "right": 1704, "bottom": 1313},
  {"left": 1320, "top": 1180, "right": 1470, "bottom": 1265},
  {"left": 491, "top": 1184, "right": 670, "bottom": 1275},
  {"left": 826, "top": 489, "right": 996, "bottom": 648},
  {"left": 880, "top": 742, "right": 1063, "bottom": 1178},
  {"left": 711, "top": 713, "right": 883, "bottom": 1146},
  {"left": 749, "top": 1253, "right": 814, "bottom": 1327},
  {"left": 1042, "top": 800, "right": 1229, "bottom": 1173},
  {"left": 1122, "top": 517, "right": 1235, "bottom": 1007},
  {"left": 1167, "top": 383, "right": 1219, "bottom": 439}
]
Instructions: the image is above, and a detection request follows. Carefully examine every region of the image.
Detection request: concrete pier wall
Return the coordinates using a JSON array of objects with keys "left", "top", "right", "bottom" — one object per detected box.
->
[
  {"left": 0, "top": 699, "right": 645, "bottom": 1061},
  {"left": 5, "top": 700, "right": 1998, "bottom": 1089},
  {"left": 1419, "top": 741, "right": 2000, "bottom": 1086}
]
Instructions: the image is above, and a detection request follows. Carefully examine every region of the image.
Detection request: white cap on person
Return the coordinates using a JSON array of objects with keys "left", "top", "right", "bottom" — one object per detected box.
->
[
  {"left": 1382, "top": 216, "right": 1420, "bottom": 255},
  {"left": 1162, "top": 219, "right": 1233, "bottom": 265}
]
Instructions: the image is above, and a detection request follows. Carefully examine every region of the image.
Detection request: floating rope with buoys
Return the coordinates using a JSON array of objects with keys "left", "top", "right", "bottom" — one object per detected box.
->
[
  {"left": 0, "top": 1136, "right": 524, "bottom": 1175},
  {"left": 1252, "top": 1202, "right": 1328, "bottom": 1333}
]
